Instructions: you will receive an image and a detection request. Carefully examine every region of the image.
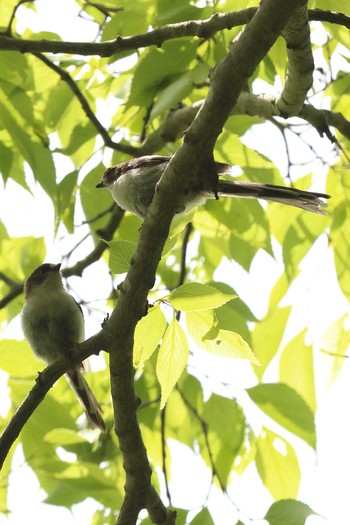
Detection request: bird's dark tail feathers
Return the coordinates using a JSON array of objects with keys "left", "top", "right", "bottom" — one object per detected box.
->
[
  {"left": 217, "top": 180, "right": 330, "bottom": 215},
  {"left": 66, "top": 369, "right": 107, "bottom": 432}
]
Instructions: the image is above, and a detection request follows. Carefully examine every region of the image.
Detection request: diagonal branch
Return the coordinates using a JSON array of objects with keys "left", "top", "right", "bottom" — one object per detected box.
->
[
  {"left": 63, "top": 204, "right": 125, "bottom": 277},
  {"left": 33, "top": 53, "right": 137, "bottom": 155},
  {"left": 0, "top": 273, "right": 23, "bottom": 309},
  {"left": 102, "top": 1, "right": 305, "bottom": 523}
]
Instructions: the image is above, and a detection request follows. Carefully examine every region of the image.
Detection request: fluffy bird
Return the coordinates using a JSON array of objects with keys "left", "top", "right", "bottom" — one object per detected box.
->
[
  {"left": 96, "top": 155, "right": 329, "bottom": 219},
  {"left": 21, "top": 263, "right": 106, "bottom": 432}
]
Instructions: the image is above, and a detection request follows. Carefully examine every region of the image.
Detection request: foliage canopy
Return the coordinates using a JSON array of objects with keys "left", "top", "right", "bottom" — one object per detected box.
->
[{"left": 0, "top": 1, "right": 350, "bottom": 524}]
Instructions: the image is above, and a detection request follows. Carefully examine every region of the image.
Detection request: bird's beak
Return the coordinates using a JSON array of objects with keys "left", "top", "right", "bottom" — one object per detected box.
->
[
  {"left": 54, "top": 263, "right": 61, "bottom": 272},
  {"left": 96, "top": 180, "right": 105, "bottom": 188}
]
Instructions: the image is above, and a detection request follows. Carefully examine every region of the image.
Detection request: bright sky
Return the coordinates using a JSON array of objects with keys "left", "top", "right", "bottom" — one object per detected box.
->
[{"left": 1, "top": 2, "right": 350, "bottom": 525}]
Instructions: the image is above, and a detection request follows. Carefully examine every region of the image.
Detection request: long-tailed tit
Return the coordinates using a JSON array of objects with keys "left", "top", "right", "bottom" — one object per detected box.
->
[
  {"left": 96, "top": 155, "right": 329, "bottom": 219},
  {"left": 21, "top": 263, "right": 106, "bottom": 432}
]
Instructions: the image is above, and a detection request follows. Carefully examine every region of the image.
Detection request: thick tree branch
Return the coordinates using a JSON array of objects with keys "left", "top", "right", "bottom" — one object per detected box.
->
[
  {"left": 278, "top": 2, "right": 314, "bottom": 115},
  {"left": 0, "top": 10, "right": 256, "bottom": 55},
  {"left": 0, "top": 9, "right": 348, "bottom": 57},
  {"left": 139, "top": 90, "right": 350, "bottom": 156},
  {"left": 101, "top": 1, "right": 304, "bottom": 523},
  {"left": 3, "top": 7, "right": 344, "bottom": 163}
]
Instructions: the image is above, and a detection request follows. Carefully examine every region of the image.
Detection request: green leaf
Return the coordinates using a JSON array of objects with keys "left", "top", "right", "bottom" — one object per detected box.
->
[
  {"left": 186, "top": 309, "right": 218, "bottom": 343},
  {"left": 128, "top": 39, "right": 197, "bottom": 107},
  {"left": 44, "top": 428, "right": 89, "bottom": 445},
  {"left": 56, "top": 171, "right": 78, "bottom": 233},
  {"left": 156, "top": 318, "right": 189, "bottom": 408},
  {"left": 200, "top": 395, "right": 245, "bottom": 484},
  {"left": 0, "top": 340, "right": 41, "bottom": 376},
  {"left": 109, "top": 240, "right": 136, "bottom": 274},
  {"left": 134, "top": 305, "right": 167, "bottom": 367},
  {"left": 213, "top": 282, "right": 255, "bottom": 345},
  {"left": 150, "top": 74, "right": 192, "bottom": 120},
  {"left": 30, "top": 142, "right": 57, "bottom": 199},
  {"left": 101, "top": 0, "right": 152, "bottom": 38},
  {"left": 167, "top": 282, "right": 235, "bottom": 311},
  {"left": 256, "top": 428, "right": 300, "bottom": 499},
  {"left": 191, "top": 508, "right": 214, "bottom": 525},
  {"left": 268, "top": 195, "right": 329, "bottom": 281},
  {"left": 204, "top": 328, "right": 260, "bottom": 363},
  {"left": 156, "top": 0, "right": 202, "bottom": 25},
  {"left": 46, "top": 81, "right": 74, "bottom": 129},
  {"left": 247, "top": 383, "right": 316, "bottom": 448},
  {"left": 319, "top": 314, "right": 350, "bottom": 385},
  {"left": 331, "top": 207, "right": 350, "bottom": 300},
  {"left": 217, "top": 132, "right": 275, "bottom": 170},
  {"left": 186, "top": 310, "right": 259, "bottom": 364},
  {"left": 60, "top": 121, "right": 96, "bottom": 165},
  {"left": 0, "top": 52, "right": 30, "bottom": 87},
  {"left": 0, "top": 88, "right": 56, "bottom": 199},
  {"left": 252, "top": 307, "right": 291, "bottom": 379},
  {"left": 21, "top": 237, "right": 47, "bottom": 278},
  {"left": 279, "top": 330, "right": 316, "bottom": 412},
  {"left": 268, "top": 36, "right": 288, "bottom": 81},
  {"left": 43, "top": 461, "right": 122, "bottom": 509},
  {"left": 162, "top": 210, "right": 195, "bottom": 256},
  {"left": 80, "top": 164, "right": 115, "bottom": 238},
  {"left": 165, "top": 374, "right": 203, "bottom": 447},
  {"left": 264, "top": 499, "right": 316, "bottom": 525}
]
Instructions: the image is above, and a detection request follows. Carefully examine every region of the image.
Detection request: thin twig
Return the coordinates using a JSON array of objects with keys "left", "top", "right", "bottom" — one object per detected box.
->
[
  {"left": 176, "top": 222, "right": 193, "bottom": 289},
  {"left": 63, "top": 204, "right": 125, "bottom": 277},
  {"left": 33, "top": 53, "right": 137, "bottom": 155},
  {"left": 160, "top": 407, "right": 172, "bottom": 505},
  {"left": 176, "top": 386, "right": 227, "bottom": 493},
  {"left": 4, "top": 0, "right": 32, "bottom": 35},
  {"left": 0, "top": 273, "right": 23, "bottom": 310}
]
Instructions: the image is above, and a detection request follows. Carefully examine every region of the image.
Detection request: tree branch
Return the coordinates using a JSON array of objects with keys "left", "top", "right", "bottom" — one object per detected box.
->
[
  {"left": 0, "top": 10, "right": 257, "bottom": 56},
  {"left": 0, "top": 273, "right": 23, "bottom": 309},
  {"left": 2, "top": 7, "right": 345, "bottom": 163},
  {"left": 139, "top": 90, "right": 350, "bottom": 157},
  {"left": 0, "top": 9, "right": 348, "bottom": 56},
  {"left": 33, "top": 53, "right": 137, "bottom": 155},
  {"left": 278, "top": 2, "right": 314, "bottom": 115},
  {"left": 101, "top": 1, "right": 304, "bottom": 523}
]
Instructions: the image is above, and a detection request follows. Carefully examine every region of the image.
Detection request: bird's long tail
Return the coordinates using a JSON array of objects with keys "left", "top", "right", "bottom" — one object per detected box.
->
[
  {"left": 66, "top": 369, "right": 106, "bottom": 432},
  {"left": 217, "top": 180, "right": 330, "bottom": 214}
]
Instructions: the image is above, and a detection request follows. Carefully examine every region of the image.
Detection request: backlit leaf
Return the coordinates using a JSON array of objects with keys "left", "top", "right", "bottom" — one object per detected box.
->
[
  {"left": 156, "top": 318, "right": 188, "bottom": 408},
  {"left": 264, "top": 499, "right": 316, "bottom": 525},
  {"left": 247, "top": 383, "right": 316, "bottom": 448},
  {"left": 168, "top": 282, "right": 235, "bottom": 311},
  {"left": 109, "top": 240, "right": 136, "bottom": 274},
  {"left": 134, "top": 305, "right": 167, "bottom": 367},
  {"left": 256, "top": 428, "right": 300, "bottom": 499}
]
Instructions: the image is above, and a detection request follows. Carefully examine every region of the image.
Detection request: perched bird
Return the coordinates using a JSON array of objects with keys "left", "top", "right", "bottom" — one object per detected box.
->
[
  {"left": 96, "top": 155, "right": 329, "bottom": 219},
  {"left": 21, "top": 263, "right": 106, "bottom": 432}
]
